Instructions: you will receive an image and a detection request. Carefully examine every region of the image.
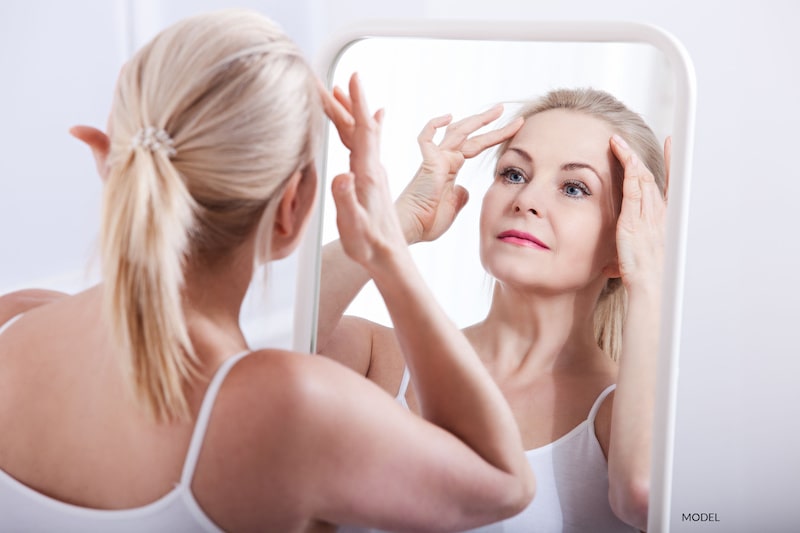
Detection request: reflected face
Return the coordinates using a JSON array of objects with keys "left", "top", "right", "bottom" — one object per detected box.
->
[{"left": 479, "top": 109, "right": 622, "bottom": 294}]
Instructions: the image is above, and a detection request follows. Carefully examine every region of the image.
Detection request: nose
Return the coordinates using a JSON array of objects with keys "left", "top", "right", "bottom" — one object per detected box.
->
[
  {"left": 512, "top": 182, "right": 543, "bottom": 217},
  {"left": 514, "top": 204, "right": 538, "bottom": 215}
]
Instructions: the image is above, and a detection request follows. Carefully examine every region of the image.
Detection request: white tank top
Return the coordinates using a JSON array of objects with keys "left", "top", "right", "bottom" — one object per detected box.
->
[
  {"left": 0, "top": 316, "right": 247, "bottom": 533},
  {"left": 341, "top": 369, "right": 637, "bottom": 533}
]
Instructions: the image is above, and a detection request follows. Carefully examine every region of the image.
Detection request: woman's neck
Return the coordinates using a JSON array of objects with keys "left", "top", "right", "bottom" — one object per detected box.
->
[
  {"left": 467, "top": 281, "right": 606, "bottom": 378},
  {"left": 180, "top": 244, "right": 255, "bottom": 366}
]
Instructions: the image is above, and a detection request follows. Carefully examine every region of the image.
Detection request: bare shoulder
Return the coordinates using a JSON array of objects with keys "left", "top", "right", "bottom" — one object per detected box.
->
[
  {"left": 198, "top": 346, "right": 397, "bottom": 460},
  {"left": 0, "top": 288, "right": 69, "bottom": 327},
  {"left": 192, "top": 347, "right": 404, "bottom": 529}
]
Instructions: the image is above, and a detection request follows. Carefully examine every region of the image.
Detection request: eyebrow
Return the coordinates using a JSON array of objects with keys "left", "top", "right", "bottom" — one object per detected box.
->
[
  {"left": 562, "top": 162, "right": 604, "bottom": 185},
  {"left": 506, "top": 147, "right": 604, "bottom": 185}
]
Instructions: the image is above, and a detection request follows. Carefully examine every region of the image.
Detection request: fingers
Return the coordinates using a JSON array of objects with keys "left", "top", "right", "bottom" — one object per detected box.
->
[
  {"left": 439, "top": 104, "right": 504, "bottom": 150},
  {"left": 417, "top": 105, "right": 522, "bottom": 161},
  {"left": 610, "top": 134, "right": 646, "bottom": 214},
  {"left": 461, "top": 116, "right": 524, "bottom": 158},
  {"left": 348, "top": 73, "right": 374, "bottom": 126},
  {"left": 333, "top": 85, "right": 353, "bottom": 114},
  {"left": 453, "top": 185, "right": 470, "bottom": 213},
  {"left": 373, "top": 108, "right": 385, "bottom": 143},
  {"left": 417, "top": 113, "right": 454, "bottom": 158},
  {"left": 611, "top": 134, "right": 666, "bottom": 222},
  {"left": 610, "top": 134, "right": 656, "bottom": 184},
  {"left": 318, "top": 78, "right": 355, "bottom": 133}
]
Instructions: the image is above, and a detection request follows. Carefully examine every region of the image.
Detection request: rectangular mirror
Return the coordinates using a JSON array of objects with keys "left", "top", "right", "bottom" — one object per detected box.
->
[{"left": 297, "top": 20, "right": 695, "bottom": 532}]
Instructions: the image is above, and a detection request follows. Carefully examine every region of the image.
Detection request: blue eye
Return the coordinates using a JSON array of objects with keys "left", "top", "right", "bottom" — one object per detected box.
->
[
  {"left": 499, "top": 167, "right": 526, "bottom": 184},
  {"left": 562, "top": 180, "right": 591, "bottom": 198}
]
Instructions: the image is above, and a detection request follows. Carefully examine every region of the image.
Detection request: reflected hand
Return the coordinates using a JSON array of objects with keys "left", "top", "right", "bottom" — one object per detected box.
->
[
  {"left": 396, "top": 107, "right": 524, "bottom": 244},
  {"left": 610, "top": 134, "right": 668, "bottom": 290},
  {"left": 329, "top": 73, "right": 406, "bottom": 270}
]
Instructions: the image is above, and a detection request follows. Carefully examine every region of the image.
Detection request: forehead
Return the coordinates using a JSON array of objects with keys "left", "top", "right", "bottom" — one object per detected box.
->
[{"left": 506, "top": 109, "right": 616, "bottom": 168}]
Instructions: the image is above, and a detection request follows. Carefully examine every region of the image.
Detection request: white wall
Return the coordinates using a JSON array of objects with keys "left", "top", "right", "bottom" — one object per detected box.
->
[{"left": 2, "top": 0, "right": 798, "bottom": 529}]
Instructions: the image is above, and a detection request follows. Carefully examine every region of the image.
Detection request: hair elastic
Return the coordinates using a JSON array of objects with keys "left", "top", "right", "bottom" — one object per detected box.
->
[{"left": 131, "top": 126, "right": 177, "bottom": 157}]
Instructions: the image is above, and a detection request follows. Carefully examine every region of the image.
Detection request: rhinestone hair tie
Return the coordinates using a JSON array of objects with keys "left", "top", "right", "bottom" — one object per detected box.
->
[{"left": 131, "top": 126, "right": 177, "bottom": 157}]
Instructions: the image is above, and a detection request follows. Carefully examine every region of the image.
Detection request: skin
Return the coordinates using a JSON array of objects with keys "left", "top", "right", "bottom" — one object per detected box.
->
[
  {"left": 318, "top": 92, "right": 668, "bottom": 531},
  {"left": 0, "top": 74, "right": 535, "bottom": 532}
]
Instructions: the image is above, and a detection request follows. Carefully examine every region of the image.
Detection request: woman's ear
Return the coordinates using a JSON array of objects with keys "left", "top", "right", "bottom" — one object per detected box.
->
[
  {"left": 69, "top": 125, "right": 110, "bottom": 182},
  {"left": 602, "top": 263, "right": 621, "bottom": 280},
  {"left": 271, "top": 165, "right": 318, "bottom": 259},
  {"left": 602, "top": 249, "right": 621, "bottom": 280}
]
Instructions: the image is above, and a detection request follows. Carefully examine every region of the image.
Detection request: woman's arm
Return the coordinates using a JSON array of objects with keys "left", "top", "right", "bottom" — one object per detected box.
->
[
  {"left": 605, "top": 135, "right": 670, "bottom": 531},
  {"left": 311, "top": 74, "right": 534, "bottom": 529},
  {"left": 0, "top": 289, "right": 69, "bottom": 328},
  {"left": 316, "top": 83, "right": 522, "bottom": 359}
]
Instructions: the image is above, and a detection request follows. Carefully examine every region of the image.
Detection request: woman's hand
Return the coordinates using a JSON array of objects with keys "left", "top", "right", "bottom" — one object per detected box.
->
[
  {"left": 320, "top": 80, "right": 523, "bottom": 245},
  {"left": 610, "top": 134, "right": 670, "bottom": 291},
  {"left": 326, "top": 74, "right": 406, "bottom": 271},
  {"left": 396, "top": 108, "right": 523, "bottom": 244}
]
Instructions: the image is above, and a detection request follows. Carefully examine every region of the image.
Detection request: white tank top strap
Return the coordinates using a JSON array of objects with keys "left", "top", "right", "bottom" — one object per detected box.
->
[
  {"left": 395, "top": 365, "right": 411, "bottom": 409},
  {"left": 0, "top": 313, "right": 24, "bottom": 336},
  {"left": 587, "top": 383, "right": 616, "bottom": 423},
  {"left": 180, "top": 350, "right": 251, "bottom": 485}
]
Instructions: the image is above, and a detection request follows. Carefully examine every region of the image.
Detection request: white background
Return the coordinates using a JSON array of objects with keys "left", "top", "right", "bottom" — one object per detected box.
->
[{"left": 1, "top": 1, "right": 798, "bottom": 530}]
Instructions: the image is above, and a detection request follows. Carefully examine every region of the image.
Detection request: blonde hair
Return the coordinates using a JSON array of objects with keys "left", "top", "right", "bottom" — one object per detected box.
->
[
  {"left": 101, "top": 9, "right": 321, "bottom": 421},
  {"left": 498, "top": 88, "right": 666, "bottom": 361}
]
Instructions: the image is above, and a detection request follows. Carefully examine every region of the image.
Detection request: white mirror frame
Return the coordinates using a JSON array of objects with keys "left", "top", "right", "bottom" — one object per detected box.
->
[{"left": 296, "top": 20, "right": 695, "bottom": 533}]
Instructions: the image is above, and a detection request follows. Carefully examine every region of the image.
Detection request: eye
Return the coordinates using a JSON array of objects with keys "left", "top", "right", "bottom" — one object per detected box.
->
[
  {"left": 562, "top": 179, "right": 591, "bottom": 198},
  {"left": 498, "top": 167, "right": 526, "bottom": 184}
]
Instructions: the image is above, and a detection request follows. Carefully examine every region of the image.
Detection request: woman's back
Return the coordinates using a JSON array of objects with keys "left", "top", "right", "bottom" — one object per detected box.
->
[
  {"left": 0, "top": 288, "right": 384, "bottom": 531},
  {"left": 0, "top": 288, "right": 291, "bottom": 529}
]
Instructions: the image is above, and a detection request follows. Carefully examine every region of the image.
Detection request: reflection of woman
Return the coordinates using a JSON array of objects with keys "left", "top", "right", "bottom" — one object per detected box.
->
[
  {"left": 0, "top": 10, "right": 535, "bottom": 531},
  {"left": 319, "top": 88, "right": 669, "bottom": 532}
]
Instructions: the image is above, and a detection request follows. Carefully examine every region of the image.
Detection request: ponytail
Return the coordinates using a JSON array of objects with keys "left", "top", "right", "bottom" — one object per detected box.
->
[
  {"left": 101, "top": 135, "right": 199, "bottom": 422},
  {"left": 593, "top": 278, "right": 626, "bottom": 362},
  {"left": 101, "top": 9, "right": 322, "bottom": 422}
]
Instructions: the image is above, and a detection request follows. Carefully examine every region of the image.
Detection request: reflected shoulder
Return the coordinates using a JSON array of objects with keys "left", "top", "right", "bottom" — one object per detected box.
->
[{"left": 0, "top": 288, "right": 70, "bottom": 327}]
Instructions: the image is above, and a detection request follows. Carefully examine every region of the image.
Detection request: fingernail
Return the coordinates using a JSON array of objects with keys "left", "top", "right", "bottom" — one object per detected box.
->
[{"left": 612, "top": 134, "right": 629, "bottom": 149}]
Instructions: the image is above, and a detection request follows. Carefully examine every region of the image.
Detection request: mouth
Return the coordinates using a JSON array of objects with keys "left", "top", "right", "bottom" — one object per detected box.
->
[{"left": 496, "top": 230, "right": 550, "bottom": 250}]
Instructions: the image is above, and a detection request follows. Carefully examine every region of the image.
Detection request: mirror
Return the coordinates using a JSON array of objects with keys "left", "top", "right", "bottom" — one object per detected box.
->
[{"left": 299, "top": 21, "right": 695, "bottom": 532}]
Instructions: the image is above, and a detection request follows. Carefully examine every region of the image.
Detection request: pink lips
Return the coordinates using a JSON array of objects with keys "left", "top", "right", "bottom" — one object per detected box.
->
[{"left": 497, "top": 230, "right": 550, "bottom": 250}]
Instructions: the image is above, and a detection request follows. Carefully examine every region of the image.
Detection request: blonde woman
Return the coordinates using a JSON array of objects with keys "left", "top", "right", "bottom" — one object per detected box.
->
[
  {"left": 0, "top": 10, "right": 535, "bottom": 532},
  {"left": 320, "top": 88, "right": 669, "bottom": 532}
]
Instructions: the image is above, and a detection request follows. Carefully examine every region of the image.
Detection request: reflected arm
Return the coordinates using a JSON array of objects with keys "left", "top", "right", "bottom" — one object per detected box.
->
[
  {"left": 0, "top": 289, "right": 69, "bottom": 327},
  {"left": 606, "top": 134, "right": 668, "bottom": 531},
  {"left": 315, "top": 239, "right": 373, "bottom": 356},
  {"left": 607, "top": 285, "right": 660, "bottom": 531}
]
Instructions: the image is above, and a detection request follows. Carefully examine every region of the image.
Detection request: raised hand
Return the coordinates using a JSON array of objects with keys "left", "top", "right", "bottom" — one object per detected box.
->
[
  {"left": 609, "top": 134, "right": 669, "bottom": 291},
  {"left": 396, "top": 107, "right": 524, "bottom": 244},
  {"left": 328, "top": 73, "right": 406, "bottom": 270},
  {"left": 318, "top": 78, "right": 384, "bottom": 151}
]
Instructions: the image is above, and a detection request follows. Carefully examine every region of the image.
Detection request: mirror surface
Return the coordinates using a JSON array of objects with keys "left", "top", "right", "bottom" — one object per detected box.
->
[
  {"left": 312, "top": 27, "right": 692, "bottom": 532},
  {"left": 323, "top": 37, "right": 675, "bottom": 327}
]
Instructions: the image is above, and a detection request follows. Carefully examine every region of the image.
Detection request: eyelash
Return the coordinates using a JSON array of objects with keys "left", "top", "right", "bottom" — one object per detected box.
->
[
  {"left": 498, "top": 167, "right": 592, "bottom": 199},
  {"left": 498, "top": 167, "right": 527, "bottom": 184},
  {"left": 561, "top": 179, "right": 591, "bottom": 198}
]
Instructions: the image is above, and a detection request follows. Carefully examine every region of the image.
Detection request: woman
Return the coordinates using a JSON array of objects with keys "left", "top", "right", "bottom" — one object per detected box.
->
[
  {"left": 0, "top": 10, "right": 535, "bottom": 532},
  {"left": 319, "top": 88, "right": 669, "bottom": 532}
]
